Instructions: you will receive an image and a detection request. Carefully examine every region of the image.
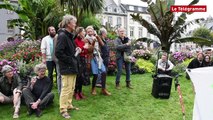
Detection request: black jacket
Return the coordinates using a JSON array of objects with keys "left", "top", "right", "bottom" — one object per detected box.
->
[
  {"left": 0, "top": 74, "right": 22, "bottom": 96},
  {"left": 114, "top": 37, "right": 131, "bottom": 59},
  {"left": 187, "top": 58, "right": 204, "bottom": 69},
  {"left": 55, "top": 29, "right": 79, "bottom": 75}
]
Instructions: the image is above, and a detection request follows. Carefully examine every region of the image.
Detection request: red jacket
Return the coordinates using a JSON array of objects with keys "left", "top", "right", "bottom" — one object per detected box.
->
[{"left": 74, "top": 36, "right": 88, "bottom": 57}]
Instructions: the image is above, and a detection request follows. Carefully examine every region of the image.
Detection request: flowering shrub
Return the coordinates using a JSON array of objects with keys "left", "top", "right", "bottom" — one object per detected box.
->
[
  {"left": 171, "top": 52, "right": 194, "bottom": 65},
  {"left": 135, "top": 58, "right": 154, "bottom": 73},
  {"left": 132, "top": 40, "right": 145, "bottom": 49},
  {"left": 0, "top": 39, "right": 23, "bottom": 52},
  {"left": 132, "top": 49, "right": 152, "bottom": 60},
  {"left": 108, "top": 51, "right": 116, "bottom": 75},
  {"left": 0, "top": 59, "right": 18, "bottom": 76},
  {"left": 13, "top": 40, "right": 41, "bottom": 63},
  {"left": 0, "top": 39, "right": 24, "bottom": 60}
]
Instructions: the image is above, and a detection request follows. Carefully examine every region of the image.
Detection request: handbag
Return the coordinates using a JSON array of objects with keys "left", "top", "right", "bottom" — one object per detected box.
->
[{"left": 124, "top": 52, "right": 131, "bottom": 62}]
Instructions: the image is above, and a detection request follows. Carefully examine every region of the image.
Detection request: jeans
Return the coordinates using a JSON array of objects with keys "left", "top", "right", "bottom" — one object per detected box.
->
[
  {"left": 55, "top": 61, "right": 62, "bottom": 95},
  {"left": 115, "top": 57, "right": 131, "bottom": 83},
  {"left": 46, "top": 61, "right": 56, "bottom": 88}
]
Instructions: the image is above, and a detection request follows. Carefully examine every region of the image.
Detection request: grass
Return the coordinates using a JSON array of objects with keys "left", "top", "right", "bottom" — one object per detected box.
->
[{"left": 0, "top": 73, "right": 194, "bottom": 120}]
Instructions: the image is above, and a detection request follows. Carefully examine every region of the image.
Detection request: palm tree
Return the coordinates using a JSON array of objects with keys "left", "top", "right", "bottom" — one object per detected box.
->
[
  {"left": 59, "top": 0, "right": 104, "bottom": 26},
  {"left": 131, "top": 0, "right": 212, "bottom": 52}
]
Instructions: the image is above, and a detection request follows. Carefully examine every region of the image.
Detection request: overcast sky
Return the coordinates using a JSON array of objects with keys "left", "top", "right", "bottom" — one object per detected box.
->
[{"left": 118, "top": 0, "right": 212, "bottom": 21}]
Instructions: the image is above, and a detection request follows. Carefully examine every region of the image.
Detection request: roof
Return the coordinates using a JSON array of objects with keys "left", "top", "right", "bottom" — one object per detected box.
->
[{"left": 121, "top": 4, "right": 148, "bottom": 14}]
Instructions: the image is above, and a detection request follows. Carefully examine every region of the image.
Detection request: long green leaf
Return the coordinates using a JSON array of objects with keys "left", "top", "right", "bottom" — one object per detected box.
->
[
  {"left": 131, "top": 13, "right": 161, "bottom": 38},
  {"left": 174, "top": 37, "right": 212, "bottom": 46}
]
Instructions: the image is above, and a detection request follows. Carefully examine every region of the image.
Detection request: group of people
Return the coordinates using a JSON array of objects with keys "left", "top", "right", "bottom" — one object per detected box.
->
[
  {"left": 0, "top": 14, "right": 133, "bottom": 119},
  {"left": 187, "top": 52, "right": 213, "bottom": 69},
  {"left": 156, "top": 51, "right": 213, "bottom": 77}
]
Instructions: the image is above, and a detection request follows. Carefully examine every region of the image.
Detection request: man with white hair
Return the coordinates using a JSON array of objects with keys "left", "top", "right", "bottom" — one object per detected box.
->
[
  {"left": 114, "top": 28, "right": 132, "bottom": 89},
  {"left": 0, "top": 65, "right": 22, "bottom": 118},
  {"left": 55, "top": 14, "right": 80, "bottom": 119}
]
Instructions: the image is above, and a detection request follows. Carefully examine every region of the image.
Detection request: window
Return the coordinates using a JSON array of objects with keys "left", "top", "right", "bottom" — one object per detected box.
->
[
  {"left": 138, "top": 27, "right": 143, "bottom": 38},
  {"left": 129, "top": 6, "right": 134, "bottom": 11},
  {"left": 7, "top": 20, "right": 14, "bottom": 33},
  {"left": 7, "top": 10, "right": 14, "bottom": 14},
  {"left": 130, "top": 27, "right": 134, "bottom": 37},
  {"left": 117, "top": 17, "right": 121, "bottom": 26},
  {"left": 108, "top": 16, "right": 113, "bottom": 26},
  {"left": 108, "top": 6, "right": 113, "bottom": 12},
  {"left": 138, "top": 7, "right": 143, "bottom": 12}
]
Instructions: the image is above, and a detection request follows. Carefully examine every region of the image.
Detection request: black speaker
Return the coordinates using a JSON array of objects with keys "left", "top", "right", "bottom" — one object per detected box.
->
[{"left": 151, "top": 74, "right": 173, "bottom": 99}]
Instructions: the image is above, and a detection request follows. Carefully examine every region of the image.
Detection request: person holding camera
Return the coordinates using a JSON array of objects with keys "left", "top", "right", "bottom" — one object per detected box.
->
[
  {"left": 85, "top": 26, "right": 111, "bottom": 96},
  {"left": 114, "top": 28, "right": 132, "bottom": 89}
]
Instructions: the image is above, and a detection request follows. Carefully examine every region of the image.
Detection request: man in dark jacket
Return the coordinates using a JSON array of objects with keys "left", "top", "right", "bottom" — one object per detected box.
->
[
  {"left": 55, "top": 15, "right": 80, "bottom": 119},
  {"left": 114, "top": 28, "right": 132, "bottom": 89},
  {"left": 188, "top": 52, "right": 204, "bottom": 69}
]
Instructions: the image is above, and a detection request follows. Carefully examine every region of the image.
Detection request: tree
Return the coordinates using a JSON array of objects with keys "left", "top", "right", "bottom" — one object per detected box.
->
[
  {"left": 192, "top": 27, "right": 213, "bottom": 47},
  {"left": 59, "top": 0, "right": 104, "bottom": 26},
  {"left": 131, "top": 0, "right": 211, "bottom": 52},
  {"left": 0, "top": 0, "right": 63, "bottom": 40},
  {"left": 79, "top": 13, "right": 101, "bottom": 30}
]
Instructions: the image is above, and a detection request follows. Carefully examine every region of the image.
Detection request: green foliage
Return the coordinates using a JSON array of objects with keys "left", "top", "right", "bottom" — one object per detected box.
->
[
  {"left": 135, "top": 59, "right": 154, "bottom": 73},
  {"left": 0, "top": 74, "right": 194, "bottom": 120},
  {"left": 173, "top": 58, "right": 193, "bottom": 73},
  {"left": 79, "top": 14, "right": 101, "bottom": 30},
  {"left": 131, "top": 0, "right": 206, "bottom": 51},
  {"left": 107, "top": 31, "right": 117, "bottom": 40},
  {"left": 60, "top": 0, "right": 104, "bottom": 26},
  {"left": 192, "top": 27, "right": 213, "bottom": 47},
  {"left": 0, "top": 0, "right": 63, "bottom": 39}
]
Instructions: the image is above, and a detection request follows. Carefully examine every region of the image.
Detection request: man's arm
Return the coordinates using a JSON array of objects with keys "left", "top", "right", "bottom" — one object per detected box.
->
[
  {"left": 167, "top": 60, "right": 174, "bottom": 71},
  {"left": 41, "top": 38, "right": 47, "bottom": 64},
  {"left": 114, "top": 38, "right": 130, "bottom": 51}
]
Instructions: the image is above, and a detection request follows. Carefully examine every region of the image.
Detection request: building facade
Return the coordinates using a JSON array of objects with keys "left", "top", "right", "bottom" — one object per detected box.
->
[
  {"left": 100, "top": 0, "right": 157, "bottom": 41},
  {"left": 0, "top": 0, "right": 20, "bottom": 43}
]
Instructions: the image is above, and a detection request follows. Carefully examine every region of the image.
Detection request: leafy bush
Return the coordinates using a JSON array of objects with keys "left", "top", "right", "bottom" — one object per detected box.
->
[
  {"left": 173, "top": 58, "right": 193, "bottom": 73},
  {"left": 135, "top": 59, "right": 154, "bottom": 73}
]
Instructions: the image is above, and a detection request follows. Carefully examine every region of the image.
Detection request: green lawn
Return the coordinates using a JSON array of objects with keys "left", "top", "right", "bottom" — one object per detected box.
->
[{"left": 0, "top": 74, "right": 194, "bottom": 120}]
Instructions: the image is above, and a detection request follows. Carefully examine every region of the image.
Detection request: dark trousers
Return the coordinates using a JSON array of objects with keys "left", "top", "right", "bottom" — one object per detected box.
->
[
  {"left": 46, "top": 61, "right": 56, "bottom": 87},
  {"left": 115, "top": 57, "right": 131, "bottom": 84},
  {"left": 22, "top": 88, "right": 54, "bottom": 109},
  {"left": 75, "top": 57, "right": 87, "bottom": 93},
  {"left": 158, "top": 69, "right": 172, "bottom": 76},
  {"left": 92, "top": 72, "right": 106, "bottom": 89}
]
